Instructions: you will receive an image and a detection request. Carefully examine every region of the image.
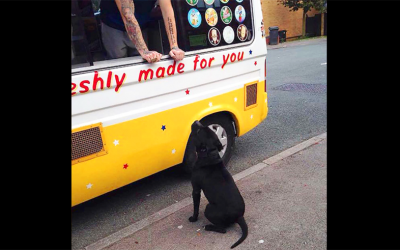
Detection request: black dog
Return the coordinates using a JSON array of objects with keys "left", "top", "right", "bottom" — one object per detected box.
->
[{"left": 188, "top": 120, "right": 248, "bottom": 249}]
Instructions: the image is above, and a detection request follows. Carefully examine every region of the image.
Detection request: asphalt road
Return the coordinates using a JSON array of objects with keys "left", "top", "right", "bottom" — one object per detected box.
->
[{"left": 71, "top": 37, "right": 327, "bottom": 250}]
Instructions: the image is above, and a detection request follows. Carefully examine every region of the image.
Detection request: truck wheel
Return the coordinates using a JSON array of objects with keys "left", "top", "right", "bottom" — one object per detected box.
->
[{"left": 182, "top": 114, "right": 236, "bottom": 174}]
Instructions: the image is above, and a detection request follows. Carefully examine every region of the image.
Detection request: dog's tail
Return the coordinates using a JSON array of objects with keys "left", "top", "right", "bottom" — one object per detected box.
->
[{"left": 230, "top": 216, "right": 248, "bottom": 249}]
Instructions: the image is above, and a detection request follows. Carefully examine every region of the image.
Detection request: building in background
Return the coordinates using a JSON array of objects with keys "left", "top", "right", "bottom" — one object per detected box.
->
[{"left": 261, "top": 0, "right": 325, "bottom": 41}]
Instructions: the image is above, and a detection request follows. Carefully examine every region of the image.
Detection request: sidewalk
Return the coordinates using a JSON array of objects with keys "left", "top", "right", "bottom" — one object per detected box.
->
[
  {"left": 267, "top": 36, "right": 327, "bottom": 50},
  {"left": 90, "top": 134, "right": 327, "bottom": 250}
]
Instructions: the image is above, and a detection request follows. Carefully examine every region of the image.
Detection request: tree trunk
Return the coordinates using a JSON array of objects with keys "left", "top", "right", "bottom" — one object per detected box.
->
[
  {"left": 321, "top": 12, "right": 324, "bottom": 36},
  {"left": 302, "top": 9, "right": 306, "bottom": 37}
]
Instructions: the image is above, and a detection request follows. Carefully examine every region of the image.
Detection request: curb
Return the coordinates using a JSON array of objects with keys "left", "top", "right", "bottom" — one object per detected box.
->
[
  {"left": 267, "top": 45, "right": 287, "bottom": 50},
  {"left": 85, "top": 132, "right": 327, "bottom": 250},
  {"left": 267, "top": 37, "right": 326, "bottom": 50}
]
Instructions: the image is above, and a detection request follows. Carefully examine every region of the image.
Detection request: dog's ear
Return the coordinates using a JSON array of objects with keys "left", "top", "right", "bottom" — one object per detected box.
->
[
  {"left": 214, "top": 138, "right": 223, "bottom": 151},
  {"left": 191, "top": 120, "right": 204, "bottom": 134},
  {"left": 191, "top": 121, "right": 199, "bottom": 133},
  {"left": 217, "top": 143, "right": 223, "bottom": 152},
  {"left": 195, "top": 120, "right": 204, "bottom": 128}
]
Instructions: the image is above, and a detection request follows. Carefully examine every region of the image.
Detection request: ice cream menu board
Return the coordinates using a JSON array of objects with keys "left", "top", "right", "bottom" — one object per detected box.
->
[{"left": 172, "top": 0, "right": 253, "bottom": 52}]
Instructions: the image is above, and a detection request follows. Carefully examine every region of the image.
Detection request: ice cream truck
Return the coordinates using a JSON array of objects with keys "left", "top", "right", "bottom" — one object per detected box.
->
[{"left": 71, "top": 0, "right": 268, "bottom": 206}]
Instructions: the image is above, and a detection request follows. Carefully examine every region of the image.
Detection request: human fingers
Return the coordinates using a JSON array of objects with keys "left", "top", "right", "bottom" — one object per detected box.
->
[
  {"left": 141, "top": 51, "right": 151, "bottom": 63},
  {"left": 156, "top": 52, "right": 162, "bottom": 61},
  {"left": 150, "top": 51, "right": 162, "bottom": 62},
  {"left": 172, "top": 50, "right": 183, "bottom": 61},
  {"left": 146, "top": 51, "right": 161, "bottom": 63},
  {"left": 143, "top": 54, "right": 152, "bottom": 63},
  {"left": 177, "top": 50, "right": 185, "bottom": 61}
]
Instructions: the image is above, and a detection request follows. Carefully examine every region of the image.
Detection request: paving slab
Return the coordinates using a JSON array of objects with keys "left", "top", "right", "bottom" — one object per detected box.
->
[{"left": 100, "top": 138, "right": 327, "bottom": 250}]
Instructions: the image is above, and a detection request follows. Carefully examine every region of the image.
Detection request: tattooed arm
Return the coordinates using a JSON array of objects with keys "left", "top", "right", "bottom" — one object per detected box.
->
[
  {"left": 159, "top": 0, "right": 185, "bottom": 61},
  {"left": 115, "top": 0, "right": 162, "bottom": 63}
]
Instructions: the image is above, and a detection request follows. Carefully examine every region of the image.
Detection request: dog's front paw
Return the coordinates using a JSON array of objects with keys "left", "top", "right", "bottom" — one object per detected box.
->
[{"left": 189, "top": 216, "right": 198, "bottom": 222}]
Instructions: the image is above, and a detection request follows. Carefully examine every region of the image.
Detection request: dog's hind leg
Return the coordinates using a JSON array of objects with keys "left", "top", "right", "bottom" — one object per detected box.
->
[{"left": 204, "top": 204, "right": 227, "bottom": 233}]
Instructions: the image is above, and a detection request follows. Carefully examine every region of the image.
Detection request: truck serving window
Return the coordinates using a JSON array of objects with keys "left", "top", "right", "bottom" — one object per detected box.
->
[
  {"left": 71, "top": 0, "right": 170, "bottom": 70},
  {"left": 71, "top": 0, "right": 253, "bottom": 71},
  {"left": 71, "top": 0, "right": 97, "bottom": 68}
]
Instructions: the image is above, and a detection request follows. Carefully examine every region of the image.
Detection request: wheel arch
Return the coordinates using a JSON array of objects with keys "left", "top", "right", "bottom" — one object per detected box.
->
[
  {"left": 181, "top": 106, "right": 241, "bottom": 160},
  {"left": 199, "top": 111, "right": 239, "bottom": 137},
  {"left": 184, "top": 108, "right": 241, "bottom": 145}
]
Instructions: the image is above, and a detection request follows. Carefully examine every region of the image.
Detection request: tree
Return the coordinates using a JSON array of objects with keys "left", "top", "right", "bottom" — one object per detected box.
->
[
  {"left": 278, "top": 0, "right": 326, "bottom": 37},
  {"left": 314, "top": 1, "right": 327, "bottom": 36}
]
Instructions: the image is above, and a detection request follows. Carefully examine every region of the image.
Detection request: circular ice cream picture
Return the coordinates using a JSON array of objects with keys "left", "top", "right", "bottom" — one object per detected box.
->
[
  {"left": 237, "top": 24, "right": 248, "bottom": 41},
  {"left": 186, "top": 0, "right": 198, "bottom": 6},
  {"left": 220, "top": 6, "right": 232, "bottom": 24},
  {"left": 235, "top": 5, "right": 246, "bottom": 23},
  {"left": 205, "top": 8, "right": 218, "bottom": 27},
  {"left": 223, "top": 26, "right": 235, "bottom": 44},
  {"left": 188, "top": 8, "right": 202, "bottom": 28},
  {"left": 221, "top": 0, "right": 229, "bottom": 3},
  {"left": 208, "top": 28, "right": 221, "bottom": 46},
  {"left": 236, "top": 0, "right": 243, "bottom": 2},
  {"left": 204, "top": 0, "right": 215, "bottom": 5}
]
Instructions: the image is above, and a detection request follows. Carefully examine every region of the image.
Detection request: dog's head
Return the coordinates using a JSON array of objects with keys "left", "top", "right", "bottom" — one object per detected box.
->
[{"left": 191, "top": 120, "right": 223, "bottom": 161}]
